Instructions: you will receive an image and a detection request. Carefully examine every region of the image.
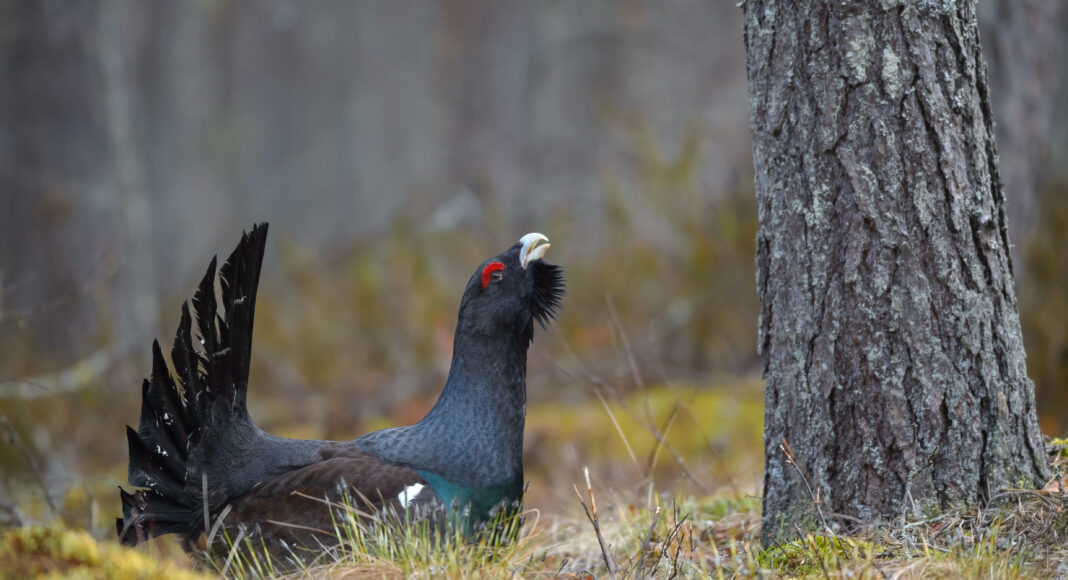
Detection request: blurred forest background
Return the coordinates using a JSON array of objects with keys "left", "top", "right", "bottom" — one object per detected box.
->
[{"left": 0, "top": 0, "right": 1066, "bottom": 552}]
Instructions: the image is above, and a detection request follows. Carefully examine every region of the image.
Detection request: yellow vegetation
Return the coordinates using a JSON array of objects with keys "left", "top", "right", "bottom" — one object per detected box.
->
[{"left": 0, "top": 526, "right": 208, "bottom": 580}]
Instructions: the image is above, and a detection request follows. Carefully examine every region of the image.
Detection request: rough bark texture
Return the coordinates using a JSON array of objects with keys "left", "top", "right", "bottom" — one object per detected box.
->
[{"left": 743, "top": 0, "right": 1049, "bottom": 543}]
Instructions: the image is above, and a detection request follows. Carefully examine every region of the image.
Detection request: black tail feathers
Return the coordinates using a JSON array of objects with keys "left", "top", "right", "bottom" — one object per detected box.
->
[{"left": 117, "top": 223, "right": 268, "bottom": 545}]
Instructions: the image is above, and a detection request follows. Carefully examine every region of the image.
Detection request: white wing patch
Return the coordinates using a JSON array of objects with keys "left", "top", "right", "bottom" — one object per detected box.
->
[{"left": 397, "top": 483, "right": 425, "bottom": 508}]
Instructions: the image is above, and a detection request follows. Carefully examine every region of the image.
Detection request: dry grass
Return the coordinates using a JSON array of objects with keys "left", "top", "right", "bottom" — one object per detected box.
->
[
  {"left": 180, "top": 450, "right": 1066, "bottom": 579},
  {"left": 1, "top": 387, "right": 1066, "bottom": 578}
]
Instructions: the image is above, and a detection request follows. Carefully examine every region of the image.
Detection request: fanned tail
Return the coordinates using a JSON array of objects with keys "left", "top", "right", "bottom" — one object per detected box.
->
[{"left": 117, "top": 223, "right": 268, "bottom": 545}]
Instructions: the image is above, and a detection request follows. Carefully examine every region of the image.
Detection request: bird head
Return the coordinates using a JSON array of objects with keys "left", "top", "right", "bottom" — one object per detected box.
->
[{"left": 456, "top": 233, "right": 565, "bottom": 343}]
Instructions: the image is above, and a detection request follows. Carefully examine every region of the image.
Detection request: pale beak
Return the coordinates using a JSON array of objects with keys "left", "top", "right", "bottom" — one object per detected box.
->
[{"left": 519, "top": 233, "right": 550, "bottom": 269}]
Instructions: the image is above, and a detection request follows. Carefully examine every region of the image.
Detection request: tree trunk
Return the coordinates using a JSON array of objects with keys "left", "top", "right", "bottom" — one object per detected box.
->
[{"left": 743, "top": 0, "right": 1049, "bottom": 544}]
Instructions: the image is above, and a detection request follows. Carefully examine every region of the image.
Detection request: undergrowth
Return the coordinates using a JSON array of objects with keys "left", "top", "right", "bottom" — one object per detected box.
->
[
  {"left": 2, "top": 415, "right": 1066, "bottom": 579},
  {"left": 0, "top": 525, "right": 210, "bottom": 579},
  {"left": 199, "top": 433, "right": 1068, "bottom": 579},
  {"left": 199, "top": 451, "right": 1067, "bottom": 579}
]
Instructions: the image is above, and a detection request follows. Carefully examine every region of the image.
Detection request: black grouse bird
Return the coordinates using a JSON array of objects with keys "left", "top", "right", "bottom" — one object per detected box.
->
[{"left": 117, "top": 224, "right": 563, "bottom": 560}]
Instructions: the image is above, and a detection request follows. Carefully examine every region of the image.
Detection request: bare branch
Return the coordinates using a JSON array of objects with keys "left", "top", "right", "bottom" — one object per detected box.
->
[{"left": 573, "top": 466, "right": 616, "bottom": 580}]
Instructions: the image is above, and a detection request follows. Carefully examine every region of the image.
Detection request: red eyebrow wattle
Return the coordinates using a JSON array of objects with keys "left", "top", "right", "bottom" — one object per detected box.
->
[{"left": 481, "top": 262, "right": 506, "bottom": 289}]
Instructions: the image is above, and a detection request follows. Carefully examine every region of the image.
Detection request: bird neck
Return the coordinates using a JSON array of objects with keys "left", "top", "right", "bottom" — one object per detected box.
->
[
  {"left": 437, "top": 331, "right": 528, "bottom": 407},
  {"left": 416, "top": 330, "right": 528, "bottom": 480},
  {"left": 406, "top": 333, "right": 528, "bottom": 521},
  {"left": 357, "top": 330, "right": 529, "bottom": 489}
]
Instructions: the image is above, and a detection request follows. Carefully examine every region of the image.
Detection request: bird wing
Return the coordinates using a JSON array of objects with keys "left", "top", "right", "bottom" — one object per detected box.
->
[{"left": 213, "top": 446, "right": 434, "bottom": 558}]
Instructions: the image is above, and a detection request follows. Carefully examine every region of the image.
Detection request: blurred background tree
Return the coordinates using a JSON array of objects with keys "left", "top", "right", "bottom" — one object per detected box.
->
[{"left": 0, "top": 0, "right": 1064, "bottom": 539}]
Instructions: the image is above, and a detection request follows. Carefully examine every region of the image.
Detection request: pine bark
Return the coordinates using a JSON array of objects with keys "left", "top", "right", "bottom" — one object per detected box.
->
[{"left": 743, "top": 0, "right": 1049, "bottom": 543}]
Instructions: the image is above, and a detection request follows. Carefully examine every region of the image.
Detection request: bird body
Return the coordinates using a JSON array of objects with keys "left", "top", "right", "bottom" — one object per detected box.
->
[{"left": 117, "top": 225, "right": 563, "bottom": 562}]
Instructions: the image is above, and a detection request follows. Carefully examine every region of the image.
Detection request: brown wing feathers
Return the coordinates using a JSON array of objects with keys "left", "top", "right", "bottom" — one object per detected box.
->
[{"left": 214, "top": 449, "right": 427, "bottom": 556}]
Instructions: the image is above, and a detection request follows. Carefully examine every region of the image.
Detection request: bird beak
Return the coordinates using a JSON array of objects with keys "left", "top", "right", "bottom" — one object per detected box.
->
[{"left": 519, "top": 233, "right": 550, "bottom": 270}]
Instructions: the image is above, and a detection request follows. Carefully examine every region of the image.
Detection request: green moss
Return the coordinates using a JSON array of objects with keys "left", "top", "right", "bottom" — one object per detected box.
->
[
  {"left": 0, "top": 526, "right": 208, "bottom": 579},
  {"left": 1049, "top": 438, "right": 1068, "bottom": 458},
  {"left": 759, "top": 534, "right": 882, "bottom": 577}
]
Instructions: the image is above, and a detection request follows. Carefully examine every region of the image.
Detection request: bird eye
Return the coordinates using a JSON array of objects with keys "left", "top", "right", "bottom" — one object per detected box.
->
[{"left": 481, "top": 262, "right": 506, "bottom": 289}]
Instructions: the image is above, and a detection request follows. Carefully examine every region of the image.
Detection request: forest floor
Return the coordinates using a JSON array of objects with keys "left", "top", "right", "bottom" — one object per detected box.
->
[{"left": 1, "top": 379, "right": 1066, "bottom": 579}]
